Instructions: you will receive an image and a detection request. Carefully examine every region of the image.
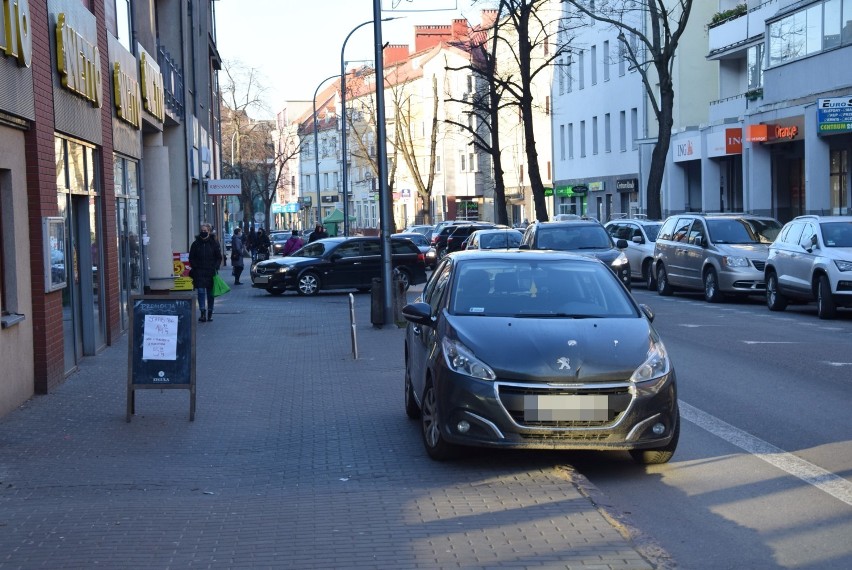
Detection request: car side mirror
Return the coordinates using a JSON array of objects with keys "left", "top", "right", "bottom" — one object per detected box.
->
[
  {"left": 616, "top": 239, "right": 629, "bottom": 249},
  {"left": 518, "top": 244, "right": 530, "bottom": 250},
  {"left": 402, "top": 302, "right": 434, "bottom": 327},
  {"left": 810, "top": 234, "right": 819, "bottom": 249},
  {"left": 632, "top": 235, "right": 645, "bottom": 244},
  {"left": 639, "top": 304, "right": 655, "bottom": 322}
]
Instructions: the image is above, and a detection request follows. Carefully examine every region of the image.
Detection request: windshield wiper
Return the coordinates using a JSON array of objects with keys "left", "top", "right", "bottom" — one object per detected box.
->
[{"left": 512, "top": 313, "right": 596, "bottom": 319}]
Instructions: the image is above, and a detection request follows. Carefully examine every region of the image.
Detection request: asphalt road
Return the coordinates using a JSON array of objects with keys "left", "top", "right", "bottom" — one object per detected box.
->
[{"left": 571, "top": 287, "right": 852, "bottom": 569}]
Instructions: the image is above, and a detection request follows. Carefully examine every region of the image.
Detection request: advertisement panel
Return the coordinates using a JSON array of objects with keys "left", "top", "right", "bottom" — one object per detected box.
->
[{"left": 817, "top": 97, "right": 852, "bottom": 135}]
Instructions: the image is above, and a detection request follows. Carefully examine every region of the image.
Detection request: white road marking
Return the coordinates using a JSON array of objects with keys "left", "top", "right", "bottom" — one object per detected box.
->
[
  {"left": 741, "top": 341, "right": 797, "bottom": 344},
  {"left": 825, "top": 362, "right": 852, "bottom": 367},
  {"left": 680, "top": 401, "right": 852, "bottom": 507}
]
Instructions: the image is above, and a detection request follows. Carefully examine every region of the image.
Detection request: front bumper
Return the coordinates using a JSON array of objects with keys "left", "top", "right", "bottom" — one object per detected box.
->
[
  {"left": 434, "top": 369, "right": 678, "bottom": 451},
  {"left": 718, "top": 264, "right": 766, "bottom": 293}
]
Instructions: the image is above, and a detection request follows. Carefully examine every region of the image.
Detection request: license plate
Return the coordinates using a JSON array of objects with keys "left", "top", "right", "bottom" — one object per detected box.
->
[
  {"left": 523, "top": 394, "right": 610, "bottom": 422},
  {"left": 254, "top": 275, "right": 270, "bottom": 284}
]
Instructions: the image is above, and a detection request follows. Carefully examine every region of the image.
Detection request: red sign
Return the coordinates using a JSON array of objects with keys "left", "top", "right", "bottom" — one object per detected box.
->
[
  {"left": 725, "top": 128, "right": 742, "bottom": 154},
  {"left": 746, "top": 124, "right": 768, "bottom": 142}
]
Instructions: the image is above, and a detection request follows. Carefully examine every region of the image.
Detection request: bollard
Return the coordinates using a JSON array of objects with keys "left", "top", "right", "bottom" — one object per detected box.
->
[{"left": 349, "top": 293, "right": 358, "bottom": 359}]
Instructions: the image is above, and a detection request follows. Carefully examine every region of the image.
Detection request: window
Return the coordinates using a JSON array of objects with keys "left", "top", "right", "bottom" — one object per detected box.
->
[
  {"left": 580, "top": 120, "right": 586, "bottom": 158},
  {"left": 460, "top": 153, "right": 467, "bottom": 172},
  {"left": 619, "top": 41, "right": 626, "bottom": 76},
  {"left": 631, "top": 108, "right": 638, "bottom": 150},
  {"left": 114, "top": 0, "right": 132, "bottom": 51},
  {"left": 768, "top": 1, "right": 835, "bottom": 66},
  {"left": 830, "top": 149, "right": 848, "bottom": 213},
  {"left": 592, "top": 116, "right": 599, "bottom": 155},
  {"left": 545, "top": 96, "right": 550, "bottom": 115},
  {"left": 619, "top": 111, "right": 627, "bottom": 152},
  {"left": 568, "top": 123, "right": 574, "bottom": 159},
  {"left": 591, "top": 45, "right": 597, "bottom": 85},
  {"left": 519, "top": 165, "right": 524, "bottom": 184},
  {"left": 579, "top": 51, "right": 585, "bottom": 89},
  {"left": 560, "top": 125, "right": 565, "bottom": 161},
  {"left": 747, "top": 44, "right": 764, "bottom": 89},
  {"left": 469, "top": 152, "right": 478, "bottom": 172},
  {"left": 566, "top": 57, "right": 573, "bottom": 93},
  {"left": 324, "top": 173, "right": 329, "bottom": 189},
  {"left": 558, "top": 58, "right": 565, "bottom": 94},
  {"left": 603, "top": 40, "right": 610, "bottom": 81},
  {"left": 825, "top": 0, "right": 841, "bottom": 48},
  {"left": 436, "top": 156, "right": 442, "bottom": 172},
  {"left": 604, "top": 113, "right": 611, "bottom": 153}
]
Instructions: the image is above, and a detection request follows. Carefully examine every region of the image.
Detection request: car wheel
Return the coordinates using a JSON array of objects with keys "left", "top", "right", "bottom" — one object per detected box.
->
[
  {"left": 296, "top": 272, "right": 320, "bottom": 296},
  {"left": 703, "top": 268, "right": 724, "bottom": 303},
  {"left": 267, "top": 288, "right": 285, "bottom": 296},
  {"left": 642, "top": 259, "right": 655, "bottom": 289},
  {"left": 656, "top": 264, "right": 673, "bottom": 296},
  {"left": 420, "top": 381, "right": 459, "bottom": 461},
  {"left": 629, "top": 413, "right": 680, "bottom": 465},
  {"left": 437, "top": 247, "right": 448, "bottom": 260},
  {"left": 404, "top": 360, "right": 420, "bottom": 419},
  {"left": 766, "top": 272, "right": 788, "bottom": 311},
  {"left": 394, "top": 268, "right": 412, "bottom": 291},
  {"left": 816, "top": 274, "right": 837, "bottom": 320}
]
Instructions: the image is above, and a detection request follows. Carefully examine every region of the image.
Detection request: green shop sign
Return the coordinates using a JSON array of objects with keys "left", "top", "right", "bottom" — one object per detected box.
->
[{"left": 553, "top": 185, "right": 588, "bottom": 197}]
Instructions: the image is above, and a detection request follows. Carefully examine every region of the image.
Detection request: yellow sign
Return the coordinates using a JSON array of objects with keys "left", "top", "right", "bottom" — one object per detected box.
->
[
  {"left": 1, "top": 0, "right": 32, "bottom": 67},
  {"left": 55, "top": 12, "right": 102, "bottom": 107},
  {"left": 139, "top": 51, "right": 165, "bottom": 121},
  {"left": 172, "top": 252, "right": 193, "bottom": 291},
  {"left": 113, "top": 61, "right": 141, "bottom": 128}
]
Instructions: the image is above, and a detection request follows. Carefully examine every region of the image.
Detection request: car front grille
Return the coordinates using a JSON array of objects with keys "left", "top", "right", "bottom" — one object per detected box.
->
[
  {"left": 255, "top": 265, "right": 278, "bottom": 276},
  {"left": 752, "top": 260, "right": 766, "bottom": 271},
  {"left": 519, "top": 432, "right": 610, "bottom": 441},
  {"left": 497, "top": 383, "right": 632, "bottom": 428}
]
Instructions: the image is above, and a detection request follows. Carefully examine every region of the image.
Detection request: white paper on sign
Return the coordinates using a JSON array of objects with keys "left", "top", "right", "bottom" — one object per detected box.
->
[{"left": 142, "top": 315, "right": 179, "bottom": 360}]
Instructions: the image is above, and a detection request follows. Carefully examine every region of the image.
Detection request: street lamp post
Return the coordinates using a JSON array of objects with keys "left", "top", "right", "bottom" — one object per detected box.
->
[
  {"left": 340, "top": 17, "right": 396, "bottom": 237},
  {"left": 313, "top": 74, "right": 339, "bottom": 229}
]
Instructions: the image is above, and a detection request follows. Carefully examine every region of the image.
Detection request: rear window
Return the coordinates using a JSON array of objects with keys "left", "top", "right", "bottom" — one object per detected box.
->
[
  {"left": 391, "top": 240, "right": 418, "bottom": 254},
  {"left": 537, "top": 225, "right": 612, "bottom": 250},
  {"left": 707, "top": 218, "right": 781, "bottom": 244}
]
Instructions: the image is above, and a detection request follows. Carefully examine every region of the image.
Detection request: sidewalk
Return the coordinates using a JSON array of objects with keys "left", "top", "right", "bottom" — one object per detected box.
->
[{"left": 0, "top": 275, "right": 664, "bottom": 569}]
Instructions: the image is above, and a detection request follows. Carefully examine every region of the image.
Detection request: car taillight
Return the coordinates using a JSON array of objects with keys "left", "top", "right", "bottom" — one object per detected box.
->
[
  {"left": 431, "top": 236, "right": 439, "bottom": 245},
  {"left": 417, "top": 253, "right": 425, "bottom": 263}
]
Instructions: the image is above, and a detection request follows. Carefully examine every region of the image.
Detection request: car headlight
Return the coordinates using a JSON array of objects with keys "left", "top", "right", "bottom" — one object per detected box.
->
[
  {"left": 834, "top": 260, "right": 852, "bottom": 272},
  {"left": 442, "top": 337, "right": 496, "bottom": 381},
  {"left": 276, "top": 266, "right": 291, "bottom": 274},
  {"left": 723, "top": 255, "right": 749, "bottom": 268},
  {"left": 611, "top": 252, "right": 629, "bottom": 267},
  {"left": 630, "top": 340, "right": 671, "bottom": 383}
]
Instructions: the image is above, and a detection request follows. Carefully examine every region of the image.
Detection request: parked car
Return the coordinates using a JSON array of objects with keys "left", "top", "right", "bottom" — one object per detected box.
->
[
  {"left": 430, "top": 220, "right": 467, "bottom": 246},
  {"left": 270, "top": 232, "right": 293, "bottom": 256},
  {"left": 250, "top": 236, "right": 427, "bottom": 296},
  {"left": 393, "top": 232, "right": 432, "bottom": 255},
  {"left": 445, "top": 223, "right": 498, "bottom": 255},
  {"left": 465, "top": 228, "right": 523, "bottom": 250},
  {"left": 403, "top": 250, "right": 679, "bottom": 464},
  {"left": 519, "top": 219, "right": 631, "bottom": 288},
  {"left": 651, "top": 213, "right": 781, "bottom": 302},
  {"left": 403, "top": 225, "right": 434, "bottom": 237},
  {"left": 432, "top": 223, "right": 473, "bottom": 260},
  {"left": 764, "top": 215, "right": 852, "bottom": 319},
  {"left": 605, "top": 218, "right": 663, "bottom": 286},
  {"left": 425, "top": 247, "right": 438, "bottom": 269}
]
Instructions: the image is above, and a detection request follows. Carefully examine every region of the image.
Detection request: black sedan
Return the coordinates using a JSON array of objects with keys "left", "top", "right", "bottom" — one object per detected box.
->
[
  {"left": 251, "top": 236, "right": 428, "bottom": 296},
  {"left": 403, "top": 250, "right": 679, "bottom": 463}
]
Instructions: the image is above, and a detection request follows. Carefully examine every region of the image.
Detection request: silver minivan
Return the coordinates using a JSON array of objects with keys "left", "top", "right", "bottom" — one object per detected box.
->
[{"left": 650, "top": 213, "right": 781, "bottom": 302}]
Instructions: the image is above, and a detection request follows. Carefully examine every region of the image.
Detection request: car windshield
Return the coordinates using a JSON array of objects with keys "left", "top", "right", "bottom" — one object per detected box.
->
[
  {"left": 291, "top": 242, "right": 326, "bottom": 258},
  {"left": 707, "top": 218, "right": 781, "bottom": 244},
  {"left": 537, "top": 225, "right": 612, "bottom": 250},
  {"left": 820, "top": 222, "right": 852, "bottom": 247},
  {"left": 450, "top": 259, "right": 639, "bottom": 318}
]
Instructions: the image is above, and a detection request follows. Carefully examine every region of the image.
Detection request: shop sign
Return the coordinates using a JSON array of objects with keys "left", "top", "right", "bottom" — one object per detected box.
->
[
  {"left": 746, "top": 124, "right": 768, "bottom": 142},
  {"left": 817, "top": 97, "right": 852, "bottom": 135},
  {"left": 283, "top": 202, "right": 300, "bottom": 213},
  {"left": 0, "top": 0, "right": 32, "bottom": 67},
  {"left": 113, "top": 60, "right": 141, "bottom": 128},
  {"left": 616, "top": 178, "right": 638, "bottom": 193},
  {"left": 139, "top": 48, "right": 165, "bottom": 122},
  {"left": 726, "top": 128, "right": 742, "bottom": 153},
  {"left": 673, "top": 133, "right": 702, "bottom": 162},
  {"left": 544, "top": 188, "right": 553, "bottom": 196},
  {"left": 589, "top": 181, "right": 605, "bottom": 192},
  {"left": 206, "top": 179, "right": 241, "bottom": 195},
  {"left": 400, "top": 188, "right": 411, "bottom": 198},
  {"left": 746, "top": 117, "right": 804, "bottom": 144},
  {"left": 56, "top": 12, "right": 102, "bottom": 107},
  {"left": 321, "top": 195, "right": 338, "bottom": 203}
]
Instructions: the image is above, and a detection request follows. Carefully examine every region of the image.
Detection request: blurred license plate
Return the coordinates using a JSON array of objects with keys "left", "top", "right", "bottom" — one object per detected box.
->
[
  {"left": 524, "top": 394, "right": 610, "bottom": 422},
  {"left": 254, "top": 275, "right": 270, "bottom": 284}
]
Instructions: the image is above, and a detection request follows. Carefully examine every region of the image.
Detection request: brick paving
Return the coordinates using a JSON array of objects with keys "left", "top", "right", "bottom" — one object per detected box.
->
[{"left": 0, "top": 275, "right": 661, "bottom": 569}]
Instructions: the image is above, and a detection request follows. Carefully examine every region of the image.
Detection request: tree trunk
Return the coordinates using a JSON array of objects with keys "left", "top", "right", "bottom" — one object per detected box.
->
[{"left": 645, "top": 77, "right": 675, "bottom": 220}]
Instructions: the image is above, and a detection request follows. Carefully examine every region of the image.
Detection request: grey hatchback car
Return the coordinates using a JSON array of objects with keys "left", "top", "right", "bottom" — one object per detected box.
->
[{"left": 651, "top": 213, "right": 781, "bottom": 302}]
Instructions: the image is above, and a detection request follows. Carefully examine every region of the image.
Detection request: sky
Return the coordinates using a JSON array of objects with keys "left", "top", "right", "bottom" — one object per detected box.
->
[{"left": 215, "top": 0, "right": 487, "bottom": 117}]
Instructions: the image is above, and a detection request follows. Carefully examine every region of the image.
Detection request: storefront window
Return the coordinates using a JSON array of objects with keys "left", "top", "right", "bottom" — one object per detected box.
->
[{"left": 830, "top": 149, "right": 849, "bottom": 214}]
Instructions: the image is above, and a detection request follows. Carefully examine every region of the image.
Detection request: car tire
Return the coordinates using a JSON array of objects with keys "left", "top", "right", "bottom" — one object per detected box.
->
[
  {"left": 404, "top": 361, "right": 420, "bottom": 419},
  {"left": 437, "top": 247, "right": 448, "bottom": 260},
  {"left": 629, "top": 413, "right": 680, "bottom": 465},
  {"left": 642, "top": 259, "right": 655, "bottom": 289},
  {"left": 420, "top": 381, "right": 459, "bottom": 461},
  {"left": 656, "top": 264, "right": 673, "bottom": 296},
  {"left": 766, "top": 271, "right": 788, "bottom": 312},
  {"left": 394, "top": 267, "right": 412, "bottom": 291},
  {"left": 703, "top": 268, "right": 724, "bottom": 303},
  {"left": 267, "top": 288, "right": 285, "bottom": 296},
  {"left": 296, "top": 272, "right": 320, "bottom": 296},
  {"left": 816, "top": 274, "right": 837, "bottom": 320}
]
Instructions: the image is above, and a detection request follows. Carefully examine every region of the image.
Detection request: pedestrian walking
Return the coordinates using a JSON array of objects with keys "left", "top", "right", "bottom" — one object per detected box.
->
[
  {"left": 189, "top": 222, "right": 222, "bottom": 322},
  {"left": 281, "top": 229, "right": 304, "bottom": 256},
  {"left": 230, "top": 227, "right": 246, "bottom": 284},
  {"left": 255, "top": 228, "right": 271, "bottom": 261},
  {"left": 247, "top": 227, "right": 258, "bottom": 262},
  {"left": 308, "top": 224, "right": 328, "bottom": 243}
]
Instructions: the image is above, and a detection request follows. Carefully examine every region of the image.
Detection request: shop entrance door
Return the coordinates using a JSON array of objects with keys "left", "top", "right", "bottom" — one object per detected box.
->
[{"left": 774, "top": 151, "right": 805, "bottom": 222}]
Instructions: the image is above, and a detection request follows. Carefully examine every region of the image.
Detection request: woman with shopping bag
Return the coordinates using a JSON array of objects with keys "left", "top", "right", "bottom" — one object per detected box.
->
[{"left": 189, "top": 222, "right": 223, "bottom": 322}]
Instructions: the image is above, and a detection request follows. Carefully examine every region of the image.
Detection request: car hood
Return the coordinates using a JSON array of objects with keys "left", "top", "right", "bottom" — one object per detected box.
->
[
  {"left": 254, "top": 256, "right": 318, "bottom": 272},
  {"left": 715, "top": 243, "right": 770, "bottom": 257},
  {"left": 446, "top": 314, "right": 656, "bottom": 383}
]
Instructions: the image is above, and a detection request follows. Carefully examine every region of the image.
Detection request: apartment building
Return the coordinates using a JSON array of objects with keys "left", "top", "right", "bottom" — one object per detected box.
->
[{"left": 0, "top": 0, "right": 221, "bottom": 416}]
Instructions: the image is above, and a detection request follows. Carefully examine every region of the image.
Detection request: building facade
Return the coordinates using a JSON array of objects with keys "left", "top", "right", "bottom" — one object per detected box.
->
[{"left": 0, "top": 0, "right": 221, "bottom": 417}]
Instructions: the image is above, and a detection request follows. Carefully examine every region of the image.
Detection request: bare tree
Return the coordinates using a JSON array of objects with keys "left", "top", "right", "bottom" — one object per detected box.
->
[
  {"left": 566, "top": 0, "right": 694, "bottom": 220},
  {"left": 484, "top": 0, "right": 572, "bottom": 222}
]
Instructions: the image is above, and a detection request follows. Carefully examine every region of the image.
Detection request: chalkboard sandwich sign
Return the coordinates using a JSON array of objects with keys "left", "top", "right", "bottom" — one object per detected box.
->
[{"left": 127, "top": 294, "right": 196, "bottom": 421}]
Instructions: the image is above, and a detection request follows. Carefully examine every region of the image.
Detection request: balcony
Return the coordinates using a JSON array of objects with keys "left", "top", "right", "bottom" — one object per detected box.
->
[
  {"left": 708, "top": 94, "right": 747, "bottom": 124},
  {"left": 158, "top": 46, "right": 185, "bottom": 121},
  {"left": 708, "top": 1, "right": 779, "bottom": 59}
]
